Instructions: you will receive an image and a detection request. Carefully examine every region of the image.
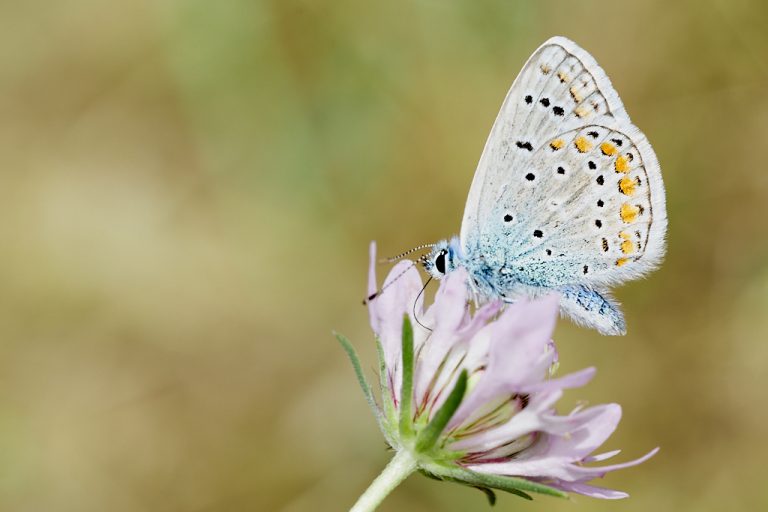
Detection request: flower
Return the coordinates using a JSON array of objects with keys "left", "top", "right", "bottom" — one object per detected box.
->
[{"left": 338, "top": 242, "right": 657, "bottom": 510}]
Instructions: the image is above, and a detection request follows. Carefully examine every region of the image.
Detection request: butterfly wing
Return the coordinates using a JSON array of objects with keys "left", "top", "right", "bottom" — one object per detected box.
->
[
  {"left": 560, "top": 285, "right": 626, "bottom": 335},
  {"left": 460, "top": 37, "right": 666, "bottom": 288}
]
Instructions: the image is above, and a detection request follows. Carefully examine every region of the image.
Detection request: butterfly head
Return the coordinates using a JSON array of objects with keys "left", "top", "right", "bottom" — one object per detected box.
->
[{"left": 421, "top": 238, "right": 461, "bottom": 280}]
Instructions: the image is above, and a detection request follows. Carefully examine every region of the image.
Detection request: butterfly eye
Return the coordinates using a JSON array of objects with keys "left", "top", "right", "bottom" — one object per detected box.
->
[{"left": 435, "top": 250, "right": 447, "bottom": 274}]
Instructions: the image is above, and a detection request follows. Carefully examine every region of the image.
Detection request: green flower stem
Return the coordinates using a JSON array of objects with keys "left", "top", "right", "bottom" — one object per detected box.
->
[{"left": 350, "top": 450, "right": 418, "bottom": 512}]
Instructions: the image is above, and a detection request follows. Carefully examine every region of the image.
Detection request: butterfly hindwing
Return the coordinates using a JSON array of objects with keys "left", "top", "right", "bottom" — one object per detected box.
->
[
  {"left": 560, "top": 285, "right": 626, "bottom": 335},
  {"left": 485, "top": 119, "right": 666, "bottom": 288}
]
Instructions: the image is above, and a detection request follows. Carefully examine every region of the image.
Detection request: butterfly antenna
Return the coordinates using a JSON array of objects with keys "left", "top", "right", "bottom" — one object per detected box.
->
[
  {"left": 362, "top": 261, "right": 418, "bottom": 305},
  {"left": 380, "top": 244, "right": 436, "bottom": 263},
  {"left": 413, "top": 277, "right": 433, "bottom": 332}
]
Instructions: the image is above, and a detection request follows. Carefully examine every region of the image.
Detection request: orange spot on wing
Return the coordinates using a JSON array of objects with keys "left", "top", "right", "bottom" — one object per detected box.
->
[
  {"left": 620, "top": 203, "right": 640, "bottom": 223},
  {"left": 550, "top": 138, "right": 565, "bottom": 150},
  {"left": 575, "top": 105, "right": 590, "bottom": 118},
  {"left": 616, "top": 257, "right": 629, "bottom": 267},
  {"left": 615, "top": 154, "right": 630, "bottom": 173},
  {"left": 600, "top": 142, "right": 618, "bottom": 156},
  {"left": 619, "top": 176, "right": 636, "bottom": 196},
  {"left": 620, "top": 239, "right": 635, "bottom": 255},
  {"left": 569, "top": 85, "right": 583, "bottom": 102},
  {"left": 574, "top": 136, "right": 592, "bottom": 153}
]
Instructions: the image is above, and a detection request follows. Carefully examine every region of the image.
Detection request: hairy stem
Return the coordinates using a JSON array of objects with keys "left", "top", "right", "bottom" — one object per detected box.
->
[{"left": 350, "top": 450, "right": 417, "bottom": 512}]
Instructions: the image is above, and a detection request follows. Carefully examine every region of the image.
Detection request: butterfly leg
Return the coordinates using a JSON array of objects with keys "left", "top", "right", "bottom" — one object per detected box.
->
[{"left": 559, "top": 285, "right": 626, "bottom": 336}]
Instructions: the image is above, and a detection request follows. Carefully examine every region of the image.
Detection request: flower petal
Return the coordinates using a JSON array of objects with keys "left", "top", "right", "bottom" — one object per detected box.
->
[
  {"left": 367, "top": 243, "right": 425, "bottom": 398},
  {"left": 563, "top": 447, "right": 660, "bottom": 479},
  {"left": 449, "top": 391, "right": 562, "bottom": 452},
  {"left": 448, "top": 295, "right": 560, "bottom": 428},
  {"left": 451, "top": 395, "right": 610, "bottom": 454},
  {"left": 583, "top": 449, "right": 621, "bottom": 463},
  {"left": 467, "top": 445, "right": 658, "bottom": 484},
  {"left": 541, "top": 403, "right": 622, "bottom": 460},
  {"left": 457, "top": 300, "right": 502, "bottom": 339},
  {"left": 517, "top": 367, "right": 596, "bottom": 394},
  {"left": 413, "top": 270, "right": 471, "bottom": 407},
  {"left": 367, "top": 242, "right": 380, "bottom": 333},
  {"left": 550, "top": 481, "right": 629, "bottom": 499},
  {"left": 488, "top": 295, "right": 561, "bottom": 387},
  {"left": 432, "top": 269, "right": 471, "bottom": 333}
]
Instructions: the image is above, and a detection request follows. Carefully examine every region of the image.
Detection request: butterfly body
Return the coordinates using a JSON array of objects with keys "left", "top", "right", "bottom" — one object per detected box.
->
[{"left": 420, "top": 37, "right": 667, "bottom": 335}]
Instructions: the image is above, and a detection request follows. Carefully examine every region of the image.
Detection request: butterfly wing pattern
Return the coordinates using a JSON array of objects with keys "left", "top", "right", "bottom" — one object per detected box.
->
[{"left": 459, "top": 37, "right": 667, "bottom": 335}]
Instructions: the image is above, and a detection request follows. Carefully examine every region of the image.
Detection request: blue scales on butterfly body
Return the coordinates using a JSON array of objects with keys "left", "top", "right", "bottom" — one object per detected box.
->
[{"left": 419, "top": 37, "right": 667, "bottom": 335}]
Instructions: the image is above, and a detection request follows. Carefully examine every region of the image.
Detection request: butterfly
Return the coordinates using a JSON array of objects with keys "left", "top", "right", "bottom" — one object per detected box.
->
[{"left": 418, "top": 36, "right": 667, "bottom": 335}]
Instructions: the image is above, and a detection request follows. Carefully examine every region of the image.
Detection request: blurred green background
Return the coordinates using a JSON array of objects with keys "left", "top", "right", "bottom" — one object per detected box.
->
[{"left": 1, "top": 0, "right": 767, "bottom": 510}]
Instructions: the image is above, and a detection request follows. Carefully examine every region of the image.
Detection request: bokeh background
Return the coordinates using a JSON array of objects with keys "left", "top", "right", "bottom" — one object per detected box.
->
[{"left": 1, "top": 0, "right": 767, "bottom": 510}]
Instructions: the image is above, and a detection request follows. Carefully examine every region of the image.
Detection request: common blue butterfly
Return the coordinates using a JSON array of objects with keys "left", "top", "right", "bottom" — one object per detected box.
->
[{"left": 419, "top": 37, "right": 667, "bottom": 335}]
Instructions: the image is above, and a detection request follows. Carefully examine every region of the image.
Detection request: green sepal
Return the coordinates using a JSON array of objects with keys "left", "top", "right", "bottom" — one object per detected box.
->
[
  {"left": 475, "top": 486, "right": 499, "bottom": 506},
  {"left": 399, "top": 316, "right": 415, "bottom": 439},
  {"left": 415, "top": 370, "right": 468, "bottom": 453},
  {"left": 375, "top": 336, "right": 397, "bottom": 432},
  {"left": 419, "top": 468, "right": 533, "bottom": 505},
  {"left": 435, "top": 465, "right": 568, "bottom": 499},
  {"left": 334, "top": 332, "right": 380, "bottom": 421},
  {"left": 375, "top": 336, "right": 388, "bottom": 393}
]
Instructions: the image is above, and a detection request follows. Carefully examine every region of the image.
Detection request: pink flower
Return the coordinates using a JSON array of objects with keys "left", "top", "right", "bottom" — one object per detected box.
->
[{"left": 339, "top": 242, "right": 657, "bottom": 508}]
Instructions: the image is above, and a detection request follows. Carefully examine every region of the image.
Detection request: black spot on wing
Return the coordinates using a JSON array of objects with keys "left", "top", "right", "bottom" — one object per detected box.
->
[{"left": 516, "top": 141, "right": 533, "bottom": 151}]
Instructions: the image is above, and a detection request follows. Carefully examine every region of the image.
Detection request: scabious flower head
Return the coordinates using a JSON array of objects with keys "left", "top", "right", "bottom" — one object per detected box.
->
[{"left": 340, "top": 242, "right": 657, "bottom": 507}]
